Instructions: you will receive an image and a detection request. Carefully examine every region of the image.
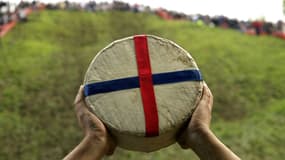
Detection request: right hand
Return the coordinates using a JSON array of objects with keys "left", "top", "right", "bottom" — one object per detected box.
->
[{"left": 177, "top": 82, "right": 213, "bottom": 149}]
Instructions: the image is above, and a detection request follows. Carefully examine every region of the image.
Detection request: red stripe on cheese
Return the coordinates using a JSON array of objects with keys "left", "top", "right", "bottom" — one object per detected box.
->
[{"left": 134, "top": 35, "right": 159, "bottom": 137}]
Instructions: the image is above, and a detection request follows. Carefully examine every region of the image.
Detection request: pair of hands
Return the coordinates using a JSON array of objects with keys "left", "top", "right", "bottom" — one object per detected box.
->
[{"left": 72, "top": 82, "right": 213, "bottom": 158}]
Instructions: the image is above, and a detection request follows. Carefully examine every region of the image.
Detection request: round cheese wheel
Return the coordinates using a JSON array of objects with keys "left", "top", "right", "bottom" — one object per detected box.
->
[{"left": 83, "top": 35, "right": 203, "bottom": 152}]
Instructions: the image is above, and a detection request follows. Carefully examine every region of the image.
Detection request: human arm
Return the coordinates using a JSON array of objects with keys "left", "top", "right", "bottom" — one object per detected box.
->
[
  {"left": 177, "top": 82, "right": 240, "bottom": 160},
  {"left": 63, "top": 86, "right": 116, "bottom": 160}
]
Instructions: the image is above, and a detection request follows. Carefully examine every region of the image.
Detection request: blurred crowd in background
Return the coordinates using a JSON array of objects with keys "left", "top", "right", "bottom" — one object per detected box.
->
[
  {"left": 0, "top": 1, "right": 44, "bottom": 35},
  {"left": 0, "top": 1, "right": 40, "bottom": 25},
  {"left": 1, "top": 0, "right": 285, "bottom": 39}
]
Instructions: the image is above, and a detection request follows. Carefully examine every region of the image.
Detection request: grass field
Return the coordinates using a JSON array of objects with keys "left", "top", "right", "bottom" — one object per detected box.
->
[{"left": 0, "top": 10, "right": 285, "bottom": 160}]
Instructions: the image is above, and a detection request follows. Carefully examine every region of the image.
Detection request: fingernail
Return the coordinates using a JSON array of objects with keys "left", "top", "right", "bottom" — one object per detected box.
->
[{"left": 82, "top": 114, "right": 90, "bottom": 125}]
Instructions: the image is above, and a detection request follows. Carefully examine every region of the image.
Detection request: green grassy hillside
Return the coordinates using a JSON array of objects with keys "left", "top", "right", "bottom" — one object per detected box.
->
[{"left": 0, "top": 11, "right": 285, "bottom": 160}]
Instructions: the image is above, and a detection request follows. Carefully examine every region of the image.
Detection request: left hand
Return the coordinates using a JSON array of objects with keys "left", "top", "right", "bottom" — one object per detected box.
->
[{"left": 74, "top": 85, "right": 116, "bottom": 156}]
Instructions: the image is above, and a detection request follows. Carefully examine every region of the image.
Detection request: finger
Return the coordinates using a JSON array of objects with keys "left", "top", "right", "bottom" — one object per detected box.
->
[
  {"left": 203, "top": 82, "right": 213, "bottom": 110},
  {"left": 75, "top": 102, "right": 88, "bottom": 126},
  {"left": 176, "top": 131, "right": 190, "bottom": 149},
  {"left": 74, "top": 85, "right": 89, "bottom": 118},
  {"left": 74, "top": 102, "right": 89, "bottom": 130},
  {"left": 87, "top": 112, "right": 106, "bottom": 133},
  {"left": 74, "top": 85, "right": 85, "bottom": 105},
  {"left": 78, "top": 112, "right": 89, "bottom": 132},
  {"left": 82, "top": 113, "right": 94, "bottom": 129},
  {"left": 75, "top": 102, "right": 88, "bottom": 120},
  {"left": 106, "top": 139, "right": 117, "bottom": 156},
  {"left": 203, "top": 82, "right": 213, "bottom": 99},
  {"left": 199, "top": 83, "right": 213, "bottom": 108}
]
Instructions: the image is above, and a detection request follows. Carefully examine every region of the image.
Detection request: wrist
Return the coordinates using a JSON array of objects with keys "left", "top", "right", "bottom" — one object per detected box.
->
[
  {"left": 187, "top": 127, "right": 241, "bottom": 160},
  {"left": 187, "top": 126, "right": 212, "bottom": 149},
  {"left": 83, "top": 135, "right": 108, "bottom": 155},
  {"left": 76, "top": 136, "right": 107, "bottom": 160},
  {"left": 63, "top": 136, "right": 106, "bottom": 160}
]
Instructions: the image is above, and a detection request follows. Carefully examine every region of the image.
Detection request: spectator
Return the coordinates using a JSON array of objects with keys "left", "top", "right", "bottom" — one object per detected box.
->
[
  {"left": 277, "top": 20, "right": 285, "bottom": 33},
  {"left": 252, "top": 20, "right": 264, "bottom": 35},
  {"left": 17, "top": 8, "right": 27, "bottom": 22},
  {"left": 263, "top": 22, "right": 274, "bottom": 35}
]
